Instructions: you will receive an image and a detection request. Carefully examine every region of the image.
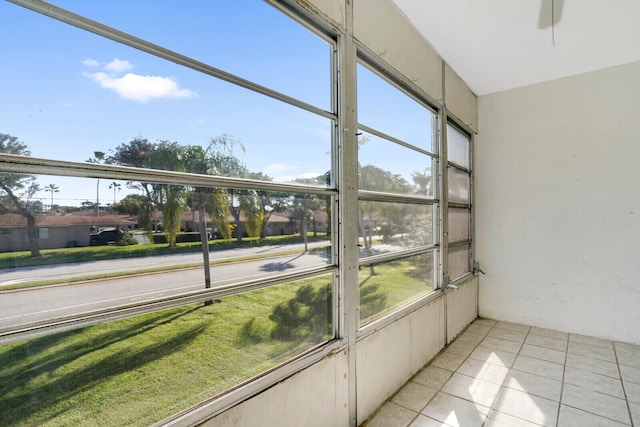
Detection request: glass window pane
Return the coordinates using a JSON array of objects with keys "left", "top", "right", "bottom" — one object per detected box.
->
[
  {"left": 448, "top": 167, "right": 470, "bottom": 204},
  {"left": 0, "top": 274, "right": 332, "bottom": 425},
  {"left": 357, "top": 63, "right": 434, "bottom": 152},
  {"left": 358, "top": 131, "right": 434, "bottom": 197},
  {"left": 448, "top": 208, "right": 470, "bottom": 243},
  {"left": 1, "top": 4, "right": 332, "bottom": 184},
  {"left": 0, "top": 173, "right": 332, "bottom": 328},
  {"left": 447, "top": 124, "right": 470, "bottom": 169},
  {"left": 359, "top": 252, "right": 435, "bottom": 324},
  {"left": 448, "top": 244, "right": 470, "bottom": 281},
  {"left": 358, "top": 201, "right": 433, "bottom": 257},
  {"left": 33, "top": 0, "right": 332, "bottom": 110}
]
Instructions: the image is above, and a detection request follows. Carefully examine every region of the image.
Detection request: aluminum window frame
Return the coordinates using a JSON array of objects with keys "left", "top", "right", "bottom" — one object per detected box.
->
[
  {"left": 0, "top": 1, "right": 346, "bottom": 422},
  {"left": 355, "top": 57, "right": 442, "bottom": 331},
  {"left": 446, "top": 120, "right": 474, "bottom": 285}
]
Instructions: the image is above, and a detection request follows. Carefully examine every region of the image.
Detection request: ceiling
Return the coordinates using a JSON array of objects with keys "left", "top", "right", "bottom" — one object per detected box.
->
[{"left": 391, "top": 0, "right": 640, "bottom": 96}]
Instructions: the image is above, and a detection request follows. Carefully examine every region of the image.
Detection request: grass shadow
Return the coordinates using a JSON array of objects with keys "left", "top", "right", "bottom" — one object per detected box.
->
[
  {"left": 0, "top": 306, "right": 202, "bottom": 381},
  {"left": 0, "top": 321, "right": 205, "bottom": 426},
  {"left": 359, "top": 276, "right": 388, "bottom": 321}
]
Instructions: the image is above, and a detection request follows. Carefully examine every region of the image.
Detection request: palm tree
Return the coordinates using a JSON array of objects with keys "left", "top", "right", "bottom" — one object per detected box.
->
[
  {"left": 87, "top": 151, "right": 106, "bottom": 217},
  {"left": 109, "top": 181, "right": 121, "bottom": 205},
  {"left": 45, "top": 183, "right": 59, "bottom": 214}
]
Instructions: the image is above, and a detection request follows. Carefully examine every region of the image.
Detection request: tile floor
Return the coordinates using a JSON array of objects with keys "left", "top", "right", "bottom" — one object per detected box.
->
[{"left": 362, "top": 318, "right": 640, "bottom": 427}]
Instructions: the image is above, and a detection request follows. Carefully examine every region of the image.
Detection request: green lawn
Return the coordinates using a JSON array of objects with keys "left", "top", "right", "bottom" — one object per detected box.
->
[
  {"left": 359, "top": 257, "right": 434, "bottom": 322},
  {"left": 0, "top": 248, "right": 433, "bottom": 426},
  {"left": 0, "top": 233, "right": 330, "bottom": 270},
  {"left": 0, "top": 276, "right": 333, "bottom": 426}
]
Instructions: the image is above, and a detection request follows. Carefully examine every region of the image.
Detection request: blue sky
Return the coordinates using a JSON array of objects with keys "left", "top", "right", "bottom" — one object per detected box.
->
[{"left": 1, "top": 0, "right": 434, "bottom": 207}]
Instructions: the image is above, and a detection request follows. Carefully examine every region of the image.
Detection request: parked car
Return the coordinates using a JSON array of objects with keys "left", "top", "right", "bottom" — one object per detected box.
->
[{"left": 89, "top": 228, "right": 125, "bottom": 246}]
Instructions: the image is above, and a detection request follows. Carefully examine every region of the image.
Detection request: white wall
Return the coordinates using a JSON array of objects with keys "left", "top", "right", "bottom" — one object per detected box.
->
[
  {"left": 477, "top": 62, "right": 640, "bottom": 344},
  {"left": 203, "top": 352, "right": 350, "bottom": 427},
  {"left": 356, "top": 297, "right": 444, "bottom": 423}
]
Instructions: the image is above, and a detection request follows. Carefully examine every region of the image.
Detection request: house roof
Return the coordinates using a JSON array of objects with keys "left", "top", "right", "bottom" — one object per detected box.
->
[{"left": 0, "top": 213, "right": 137, "bottom": 228}]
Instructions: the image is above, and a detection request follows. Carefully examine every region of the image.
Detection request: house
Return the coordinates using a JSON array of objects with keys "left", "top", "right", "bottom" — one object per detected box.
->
[{"left": 0, "top": 213, "right": 137, "bottom": 251}]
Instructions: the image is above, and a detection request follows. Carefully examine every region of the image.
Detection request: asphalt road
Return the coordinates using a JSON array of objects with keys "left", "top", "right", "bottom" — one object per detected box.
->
[
  {"left": 0, "top": 250, "right": 331, "bottom": 330},
  {"left": 0, "top": 241, "right": 330, "bottom": 287}
]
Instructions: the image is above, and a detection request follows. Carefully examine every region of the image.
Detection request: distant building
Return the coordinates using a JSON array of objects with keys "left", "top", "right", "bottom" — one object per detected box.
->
[{"left": 0, "top": 213, "right": 137, "bottom": 252}]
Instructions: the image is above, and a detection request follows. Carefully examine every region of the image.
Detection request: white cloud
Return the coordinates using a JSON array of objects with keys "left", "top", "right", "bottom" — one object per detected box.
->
[
  {"left": 103, "top": 58, "right": 133, "bottom": 74},
  {"left": 82, "top": 58, "right": 196, "bottom": 103},
  {"left": 81, "top": 58, "right": 100, "bottom": 67}
]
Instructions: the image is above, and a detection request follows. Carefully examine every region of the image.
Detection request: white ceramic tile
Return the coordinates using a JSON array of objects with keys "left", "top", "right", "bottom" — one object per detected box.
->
[
  {"left": 456, "top": 358, "right": 510, "bottom": 386},
  {"left": 466, "top": 323, "right": 492, "bottom": 336},
  {"left": 409, "top": 414, "right": 454, "bottom": 427},
  {"left": 421, "top": 392, "right": 489, "bottom": 427},
  {"left": 569, "top": 333, "right": 613, "bottom": 349},
  {"left": 472, "top": 318, "right": 497, "bottom": 327},
  {"left": 617, "top": 350, "right": 640, "bottom": 369},
  {"left": 455, "top": 331, "right": 484, "bottom": 346},
  {"left": 485, "top": 410, "right": 547, "bottom": 427},
  {"left": 568, "top": 341, "right": 616, "bottom": 362},
  {"left": 487, "top": 328, "right": 527, "bottom": 343},
  {"left": 614, "top": 341, "right": 640, "bottom": 356},
  {"left": 392, "top": 382, "right": 438, "bottom": 413},
  {"left": 493, "top": 387, "right": 559, "bottom": 427},
  {"left": 563, "top": 367, "right": 624, "bottom": 398},
  {"left": 565, "top": 353, "right": 620, "bottom": 378},
  {"left": 480, "top": 336, "right": 523, "bottom": 353},
  {"left": 444, "top": 341, "right": 477, "bottom": 358},
  {"left": 504, "top": 369, "right": 563, "bottom": 402},
  {"left": 557, "top": 404, "right": 628, "bottom": 427},
  {"left": 530, "top": 327, "right": 568, "bottom": 341},
  {"left": 413, "top": 366, "right": 453, "bottom": 390},
  {"left": 469, "top": 346, "right": 517, "bottom": 368},
  {"left": 365, "top": 401, "right": 418, "bottom": 427},
  {"left": 513, "top": 355, "right": 564, "bottom": 381},
  {"left": 630, "top": 402, "right": 640, "bottom": 426},
  {"left": 441, "top": 373, "right": 502, "bottom": 407},
  {"left": 525, "top": 334, "right": 567, "bottom": 352},
  {"left": 520, "top": 343, "right": 566, "bottom": 364},
  {"left": 431, "top": 352, "right": 466, "bottom": 372},
  {"left": 561, "top": 383, "right": 630, "bottom": 424},
  {"left": 494, "top": 321, "right": 531, "bottom": 333},
  {"left": 624, "top": 380, "right": 640, "bottom": 404},
  {"left": 620, "top": 364, "right": 640, "bottom": 385}
]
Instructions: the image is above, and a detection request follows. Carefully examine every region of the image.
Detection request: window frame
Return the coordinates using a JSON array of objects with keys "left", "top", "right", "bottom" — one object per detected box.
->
[
  {"left": 354, "top": 57, "right": 442, "bottom": 331},
  {"left": 446, "top": 120, "right": 474, "bottom": 285}
]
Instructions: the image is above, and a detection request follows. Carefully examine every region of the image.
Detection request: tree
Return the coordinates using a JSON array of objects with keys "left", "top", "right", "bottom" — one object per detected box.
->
[
  {"left": 240, "top": 190, "right": 263, "bottom": 239},
  {"left": 80, "top": 200, "right": 94, "bottom": 212},
  {"left": 108, "top": 137, "right": 154, "bottom": 168},
  {"left": 290, "top": 193, "right": 319, "bottom": 252},
  {"left": 112, "top": 194, "right": 145, "bottom": 216},
  {"left": 206, "top": 135, "right": 251, "bottom": 243},
  {"left": 44, "top": 183, "right": 59, "bottom": 214},
  {"left": 87, "top": 151, "right": 107, "bottom": 216},
  {"left": 0, "top": 133, "right": 41, "bottom": 257},
  {"left": 145, "top": 141, "right": 198, "bottom": 247},
  {"left": 108, "top": 181, "right": 121, "bottom": 205},
  {"left": 26, "top": 182, "right": 40, "bottom": 212},
  {"left": 109, "top": 138, "right": 157, "bottom": 238},
  {"left": 412, "top": 168, "right": 432, "bottom": 196}
]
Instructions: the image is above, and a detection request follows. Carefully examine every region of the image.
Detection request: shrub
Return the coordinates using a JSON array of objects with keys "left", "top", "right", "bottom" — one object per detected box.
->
[{"left": 116, "top": 232, "right": 139, "bottom": 246}]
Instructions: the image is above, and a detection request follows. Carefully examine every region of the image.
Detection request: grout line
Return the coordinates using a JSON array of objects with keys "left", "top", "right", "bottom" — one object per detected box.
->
[
  {"left": 614, "top": 343, "right": 635, "bottom": 427},
  {"left": 555, "top": 328, "right": 570, "bottom": 427}
]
